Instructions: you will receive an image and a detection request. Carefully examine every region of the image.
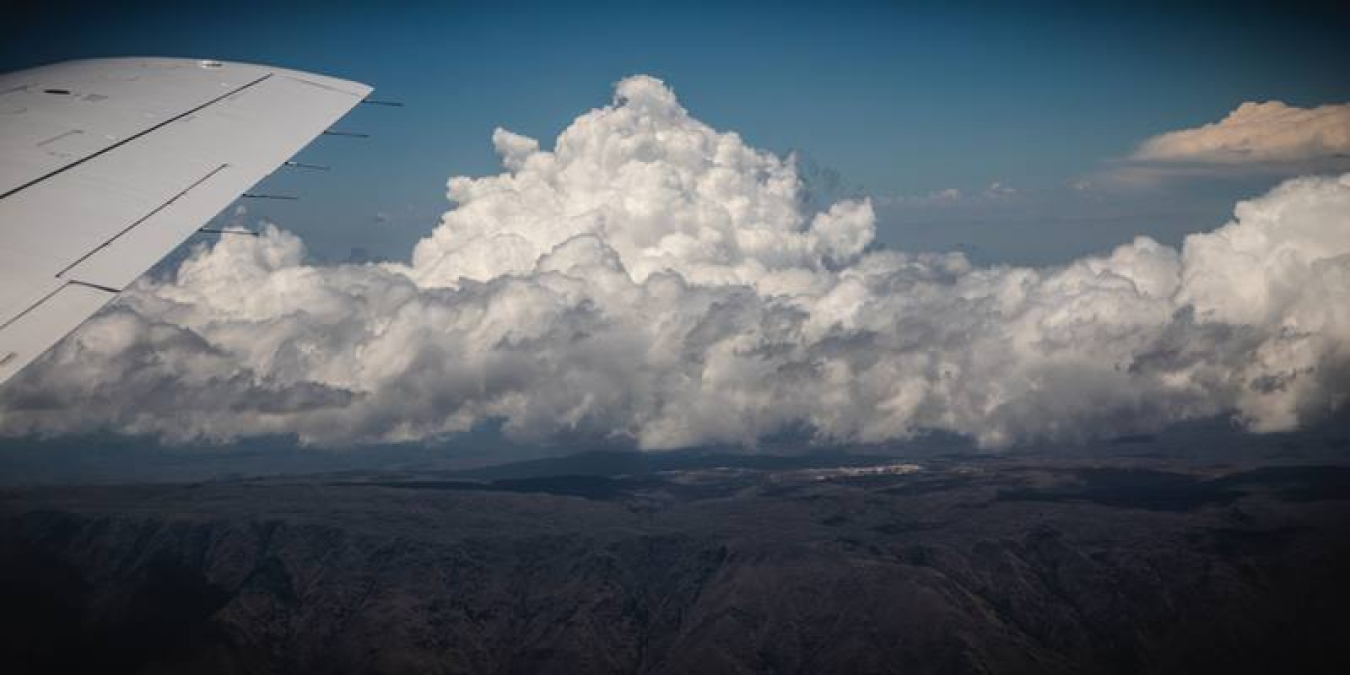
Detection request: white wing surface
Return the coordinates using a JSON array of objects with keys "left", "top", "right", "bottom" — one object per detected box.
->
[{"left": 0, "top": 58, "right": 372, "bottom": 385}]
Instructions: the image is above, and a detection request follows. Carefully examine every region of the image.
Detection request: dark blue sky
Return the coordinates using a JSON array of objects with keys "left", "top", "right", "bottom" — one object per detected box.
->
[{"left": 4, "top": 0, "right": 1348, "bottom": 264}]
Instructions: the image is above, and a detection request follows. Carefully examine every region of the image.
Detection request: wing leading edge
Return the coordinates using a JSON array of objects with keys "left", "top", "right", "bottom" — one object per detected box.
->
[{"left": 0, "top": 58, "right": 372, "bottom": 385}]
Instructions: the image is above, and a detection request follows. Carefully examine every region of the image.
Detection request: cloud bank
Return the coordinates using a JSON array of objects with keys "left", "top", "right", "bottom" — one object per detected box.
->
[
  {"left": 1133, "top": 101, "right": 1350, "bottom": 164},
  {"left": 2, "top": 77, "right": 1348, "bottom": 450}
]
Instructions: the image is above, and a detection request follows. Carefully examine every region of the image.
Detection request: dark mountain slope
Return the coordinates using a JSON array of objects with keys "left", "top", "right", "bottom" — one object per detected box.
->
[{"left": 3, "top": 461, "right": 1350, "bottom": 674}]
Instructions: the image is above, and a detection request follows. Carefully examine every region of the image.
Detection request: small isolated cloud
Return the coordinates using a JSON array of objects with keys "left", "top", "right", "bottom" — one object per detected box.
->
[
  {"left": 1133, "top": 101, "right": 1350, "bottom": 165},
  {"left": 877, "top": 187, "right": 962, "bottom": 208},
  {"left": 879, "top": 182, "right": 1021, "bottom": 209},
  {"left": 2, "top": 77, "right": 1349, "bottom": 451},
  {"left": 982, "top": 181, "right": 1017, "bottom": 198}
]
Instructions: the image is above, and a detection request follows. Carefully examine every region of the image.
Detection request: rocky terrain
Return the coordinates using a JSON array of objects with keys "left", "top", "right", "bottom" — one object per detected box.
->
[{"left": 3, "top": 451, "right": 1350, "bottom": 674}]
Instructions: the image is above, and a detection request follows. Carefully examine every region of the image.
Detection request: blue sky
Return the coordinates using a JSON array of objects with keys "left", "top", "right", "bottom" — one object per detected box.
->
[{"left": 4, "top": 0, "right": 1348, "bottom": 264}]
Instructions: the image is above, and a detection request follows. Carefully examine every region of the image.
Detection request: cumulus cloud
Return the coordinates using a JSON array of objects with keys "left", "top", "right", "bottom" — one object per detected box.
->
[
  {"left": 1133, "top": 101, "right": 1350, "bottom": 165},
  {"left": 2, "top": 76, "right": 1349, "bottom": 450}
]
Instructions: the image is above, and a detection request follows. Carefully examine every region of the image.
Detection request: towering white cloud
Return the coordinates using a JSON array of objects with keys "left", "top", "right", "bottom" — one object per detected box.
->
[
  {"left": 1133, "top": 101, "right": 1350, "bottom": 164},
  {"left": 1, "top": 77, "right": 1348, "bottom": 450}
]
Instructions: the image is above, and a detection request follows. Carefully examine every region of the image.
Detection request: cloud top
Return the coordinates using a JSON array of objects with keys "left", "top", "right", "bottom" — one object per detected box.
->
[
  {"left": 1133, "top": 101, "right": 1350, "bottom": 164},
  {"left": 2, "top": 77, "right": 1348, "bottom": 450}
]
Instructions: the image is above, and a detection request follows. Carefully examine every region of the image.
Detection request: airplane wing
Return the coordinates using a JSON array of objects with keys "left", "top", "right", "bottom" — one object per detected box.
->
[{"left": 0, "top": 58, "right": 372, "bottom": 385}]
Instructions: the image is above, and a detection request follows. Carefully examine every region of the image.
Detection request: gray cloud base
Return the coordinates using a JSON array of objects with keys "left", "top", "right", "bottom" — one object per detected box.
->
[{"left": 2, "top": 77, "right": 1348, "bottom": 450}]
